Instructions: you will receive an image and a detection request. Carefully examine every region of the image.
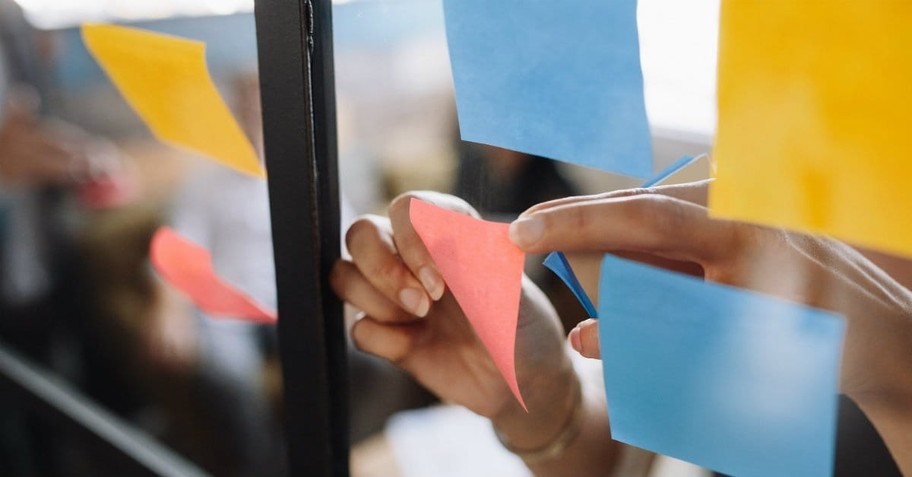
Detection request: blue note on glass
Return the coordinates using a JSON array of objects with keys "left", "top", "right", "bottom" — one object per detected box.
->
[
  {"left": 442, "top": 0, "right": 653, "bottom": 178},
  {"left": 543, "top": 251, "right": 598, "bottom": 317},
  {"left": 599, "top": 255, "right": 845, "bottom": 477}
]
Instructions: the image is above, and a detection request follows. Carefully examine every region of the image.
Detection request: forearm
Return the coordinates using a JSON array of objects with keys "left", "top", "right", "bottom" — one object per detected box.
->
[
  {"left": 525, "top": 375, "right": 621, "bottom": 477},
  {"left": 491, "top": 353, "right": 623, "bottom": 477}
]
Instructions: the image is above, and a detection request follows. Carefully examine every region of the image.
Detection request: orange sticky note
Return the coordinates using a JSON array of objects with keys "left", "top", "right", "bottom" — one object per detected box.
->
[
  {"left": 409, "top": 199, "right": 526, "bottom": 409},
  {"left": 150, "top": 227, "right": 277, "bottom": 324},
  {"left": 710, "top": 3, "right": 912, "bottom": 257},
  {"left": 82, "top": 24, "right": 265, "bottom": 178}
]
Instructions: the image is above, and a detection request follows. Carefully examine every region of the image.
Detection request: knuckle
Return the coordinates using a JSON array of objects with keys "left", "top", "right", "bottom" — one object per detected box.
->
[
  {"left": 386, "top": 338, "right": 414, "bottom": 367},
  {"left": 565, "top": 203, "right": 591, "bottom": 232},
  {"left": 651, "top": 196, "right": 690, "bottom": 233},
  {"left": 369, "top": 255, "right": 406, "bottom": 285}
]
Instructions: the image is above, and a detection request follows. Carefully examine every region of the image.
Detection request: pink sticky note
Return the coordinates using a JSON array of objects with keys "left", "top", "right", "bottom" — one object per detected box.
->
[
  {"left": 409, "top": 199, "right": 526, "bottom": 409},
  {"left": 150, "top": 227, "right": 277, "bottom": 324}
]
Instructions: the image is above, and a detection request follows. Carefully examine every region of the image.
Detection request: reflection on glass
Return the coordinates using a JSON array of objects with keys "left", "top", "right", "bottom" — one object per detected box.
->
[{"left": 1, "top": 2, "right": 284, "bottom": 476}]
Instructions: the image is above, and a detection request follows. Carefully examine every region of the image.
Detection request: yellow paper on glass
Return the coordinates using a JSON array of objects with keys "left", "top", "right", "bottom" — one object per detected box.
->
[
  {"left": 710, "top": 2, "right": 912, "bottom": 257},
  {"left": 82, "top": 24, "right": 264, "bottom": 178}
]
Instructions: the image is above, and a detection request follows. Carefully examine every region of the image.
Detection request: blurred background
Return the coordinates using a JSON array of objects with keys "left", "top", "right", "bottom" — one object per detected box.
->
[{"left": 0, "top": 0, "right": 717, "bottom": 475}]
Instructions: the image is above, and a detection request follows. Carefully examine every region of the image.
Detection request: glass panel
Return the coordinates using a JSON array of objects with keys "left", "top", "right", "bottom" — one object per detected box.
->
[
  {"left": 332, "top": 0, "right": 718, "bottom": 475},
  {"left": 0, "top": 2, "right": 282, "bottom": 475}
]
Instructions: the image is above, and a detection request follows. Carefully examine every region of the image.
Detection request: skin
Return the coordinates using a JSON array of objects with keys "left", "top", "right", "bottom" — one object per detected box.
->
[
  {"left": 331, "top": 191, "right": 619, "bottom": 477},
  {"left": 333, "top": 183, "right": 912, "bottom": 476},
  {"left": 515, "top": 180, "right": 912, "bottom": 475},
  {"left": 0, "top": 89, "right": 91, "bottom": 186}
]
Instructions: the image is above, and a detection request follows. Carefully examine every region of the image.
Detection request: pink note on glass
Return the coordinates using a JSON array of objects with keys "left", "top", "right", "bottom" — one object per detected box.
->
[
  {"left": 409, "top": 198, "right": 527, "bottom": 409},
  {"left": 150, "top": 227, "right": 277, "bottom": 324}
]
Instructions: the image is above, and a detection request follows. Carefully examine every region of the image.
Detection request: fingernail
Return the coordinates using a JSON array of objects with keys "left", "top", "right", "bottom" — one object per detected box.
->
[
  {"left": 399, "top": 288, "right": 430, "bottom": 317},
  {"left": 509, "top": 216, "right": 544, "bottom": 248},
  {"left": 569, "top": 326, "right": 582, "bottom": 353},
  {"left": 419, "top": 266, "right": 445, "bottom": 301}
]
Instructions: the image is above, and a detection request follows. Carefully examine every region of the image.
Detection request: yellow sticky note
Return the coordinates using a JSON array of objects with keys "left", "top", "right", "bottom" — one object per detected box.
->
[
  {"left": 82, "top": 24, "right": 265, "bottom": 178},
  {"left": 710, "top": 2, "right": 912, "bottom": 257}
]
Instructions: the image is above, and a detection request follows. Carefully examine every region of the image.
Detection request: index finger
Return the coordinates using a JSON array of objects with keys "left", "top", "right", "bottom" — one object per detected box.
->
[
  {"left": 388, "top": 191, "right": 481, "bottom": 301},
  {"left": 520, "top": 179, "right": 711, "bottom": 218},
  {"left": 509, "top": 193, "right": 739, "bottom": 266}
]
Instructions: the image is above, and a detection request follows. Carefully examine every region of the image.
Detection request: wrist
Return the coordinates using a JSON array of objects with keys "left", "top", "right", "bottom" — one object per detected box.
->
[
  {"left": 495, "top": 375, "right": 583, "bottom": 464},
  {"left": 491, "top": 361, "right": 580, "bottom": 456}
]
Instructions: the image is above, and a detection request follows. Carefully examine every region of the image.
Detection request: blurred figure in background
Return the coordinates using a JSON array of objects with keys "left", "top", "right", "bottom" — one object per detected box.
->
[{"left": 0, "top": 1, "right": 130, "bottom": 475}]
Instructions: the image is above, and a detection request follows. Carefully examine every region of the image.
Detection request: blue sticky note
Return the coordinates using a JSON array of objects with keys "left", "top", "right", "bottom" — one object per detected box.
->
[
  {"left": 640, "top": 154, "right": 701, "bottom": 188},
  {"left": 599, "top": 255, "right": 845, "bottom": 477},
  {"left": 443, "top": 0, "right": 653, "bottom": 178},
  {"left": 542, "top": 155, "right": 701, "bottom": 315},
  {"left": 543, "top": 252, "right": 598, "bottom": 317}
]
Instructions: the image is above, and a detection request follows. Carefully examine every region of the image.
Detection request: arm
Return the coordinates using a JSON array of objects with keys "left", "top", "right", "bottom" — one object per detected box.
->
[
  {"left": 331, "top": 191, "right": 624, "bottom": 477},
  {"left": 510, "top": 183, "right": 912, "bottom": 475}
]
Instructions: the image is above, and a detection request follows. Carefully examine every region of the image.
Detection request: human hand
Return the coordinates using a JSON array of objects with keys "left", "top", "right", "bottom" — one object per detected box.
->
[
  {"left": 0, "top": 88, "right": 92, "bottom": 187},
  {"left": 144, "top": 283, "right": 199, "bottom": 372},
  {"left": 331, "top": 191, "right": 581, "bottom": 449},
  {"left": 509, "top": 180, "right": 912, "bottom": 466}
]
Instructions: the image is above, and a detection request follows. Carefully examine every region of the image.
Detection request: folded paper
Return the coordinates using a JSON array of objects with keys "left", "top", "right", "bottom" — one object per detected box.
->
[
  {"left": 543, "top": 252, "right": 597, "bottom": 318},
  {"left": 599, "top": 254, "right": 844, "bottom": 477},
  {"left": 710, "top": 3, "right": 912, "bottom": 257},
  {"left": 150, "top": 227, "right": 277, "bottom": 323},
  {"left": 82, "top": 24, "right": 265, "bottom": 178},
  {"left": 443, "top": 0, "right": 652, "bottom": 178},
  {"left": 409, "top": 199, "right": 526, "bottom": 409}
]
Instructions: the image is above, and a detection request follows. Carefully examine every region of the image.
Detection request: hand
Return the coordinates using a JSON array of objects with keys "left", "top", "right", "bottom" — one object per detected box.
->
[
  {"left": 331, "top": 191, "right": 581, "bottom": 450},
  {"left": 509, "top": 180, "right": 912, "bottom": 472},
  {"left": 0, "top": 88, "right": 91, "bottom": 187},
  {"left": 144, "top": 283, "right": 199, "bottom": 372}
]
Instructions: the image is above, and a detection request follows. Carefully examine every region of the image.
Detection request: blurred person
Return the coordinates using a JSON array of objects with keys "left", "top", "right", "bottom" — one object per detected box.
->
[
  {"left": 0, "top": 2, "right": 131, "bottom": 475},
  {"left": 332, "top": 185, "right": 911, "bottom": 476}
]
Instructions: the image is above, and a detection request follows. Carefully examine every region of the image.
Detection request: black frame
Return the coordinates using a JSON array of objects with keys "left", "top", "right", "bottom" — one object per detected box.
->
[{"left": 256, "top": 0, "right": 349, "bottom": 476}]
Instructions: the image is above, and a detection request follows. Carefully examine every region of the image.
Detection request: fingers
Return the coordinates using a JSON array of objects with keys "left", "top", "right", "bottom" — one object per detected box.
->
[
  {"left": 350, "top": 314, "right": 422, "bottom": 366},
  {"left": 387, "top": 191, "right": 481, "bottom": 301},
  {"left": 568, "top": 319, "right": 600, "bottom": 359},
  {"left": 509, "top": 193, "right": 739, "bottom": 266},
  {"left": 330, "top": 260, "right": 414, "bottom": 323},
  {"left": 519, "top": 180, "right": 711, "bottom": 217},
  {"left": 345, "top": 215, "right": 431, "bottom": 317}
]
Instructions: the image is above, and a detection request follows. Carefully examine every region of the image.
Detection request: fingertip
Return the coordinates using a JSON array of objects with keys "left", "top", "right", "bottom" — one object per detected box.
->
[
  {"left": 418, "top": 266, "right": 445, "bottom": 301},
  {"left": 568, "top": 326, "right": 582, "bottom": 354},
  {"left": 509, "top": 216, "right": 544, "bottom": 249},
  {"left": 578, "top": 319, "right": 601, "bottom": 359},
  {"left": 398, "top": 287, "right": 430, "bottom": 318}
]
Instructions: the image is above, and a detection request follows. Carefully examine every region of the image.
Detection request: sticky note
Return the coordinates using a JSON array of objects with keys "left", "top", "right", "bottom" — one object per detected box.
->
[
  {"left": 710, "top": 3, "right": 912, "bottom": 257},
  {"left": 599, "top": 254, "right": 845, "bottom": 477},
  {"left": 543, "top": 155, "right": 703, "bottom": 315},
  {"left": 543, "top": 252, "right": 597, "bottom": 318},
  {"left": 443, "top": 0, "right": 652, "bottom": 178},
  {"left": 409, "top": 199, "right": 526, "bottom": 409},
  {"left": 150, "top": 227, "right": 277, "bottom": 324},
  {"left": 82, "top": 24, "right": 265, "bottom": 178}
]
